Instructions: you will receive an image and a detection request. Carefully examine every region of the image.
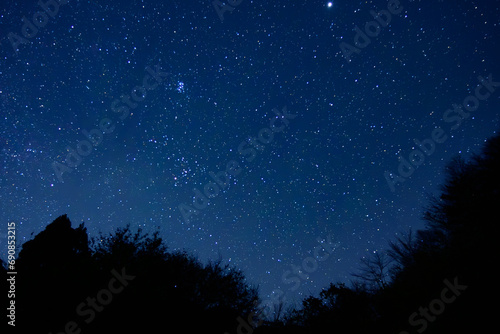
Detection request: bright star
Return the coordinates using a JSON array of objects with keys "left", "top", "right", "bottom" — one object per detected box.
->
[{"left": 327, "top": 2, "right": 333, "bottom": 8}]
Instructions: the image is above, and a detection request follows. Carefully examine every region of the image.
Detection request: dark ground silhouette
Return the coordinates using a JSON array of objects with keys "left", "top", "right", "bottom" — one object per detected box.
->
[{"left": 3, "top": 131, "right": 498, "bottom": 333}]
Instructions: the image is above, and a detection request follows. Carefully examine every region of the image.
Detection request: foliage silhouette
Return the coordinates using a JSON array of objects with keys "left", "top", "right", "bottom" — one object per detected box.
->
[
  {"left": 13, "top": 217, "right": 259, "bottom": 334},
  {"left": 256, "top": 130, "right": 499, "bottom": 334},
  {"left": 9, "top": 131, "right": 498, "bottom": 333}
]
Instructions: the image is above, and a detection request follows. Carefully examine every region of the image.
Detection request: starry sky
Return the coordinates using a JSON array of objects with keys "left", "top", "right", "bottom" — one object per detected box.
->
[{"left": 1, "top": 0, "right": 499, "bottom": 307}]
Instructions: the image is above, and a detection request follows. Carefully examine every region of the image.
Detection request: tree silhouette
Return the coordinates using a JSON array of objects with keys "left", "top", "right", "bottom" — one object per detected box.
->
[
  {"left": 282, "top": 282, "right": 374, "bottom": 333},
  {"left": 14, "top": 217, "right": 259, "bottom": 334},
  {"left": 257, "top": 130, "right": 500, "bottom": 334},
  {"left": 10, "top": 130, "right": 499, "bottom": 333},
  {"left": 352, "top": 251, "right": 392, "bottom": 291},
  {"left": 387, "top": 228, "right": 418, "bottom": 277},
  {"left": 15, "top": 214, "right": 92, "bottom": 333}
]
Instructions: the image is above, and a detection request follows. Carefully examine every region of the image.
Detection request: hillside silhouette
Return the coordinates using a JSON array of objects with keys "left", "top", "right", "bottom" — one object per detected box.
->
[{"left": 4, "top": 131, "right": 499, "bottom": 333}]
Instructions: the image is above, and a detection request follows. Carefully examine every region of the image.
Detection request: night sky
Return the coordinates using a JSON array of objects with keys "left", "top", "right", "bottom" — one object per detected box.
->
[{"left": 1, "top": 0, "right": 499, "bottom": 307}]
